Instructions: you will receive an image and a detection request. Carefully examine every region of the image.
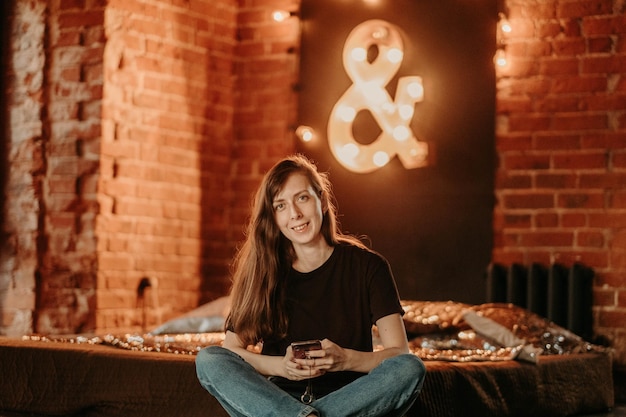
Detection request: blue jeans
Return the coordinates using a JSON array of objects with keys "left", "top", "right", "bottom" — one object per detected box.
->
[{"left": 195, "top": 346, "right": 426, "bottom": 417}]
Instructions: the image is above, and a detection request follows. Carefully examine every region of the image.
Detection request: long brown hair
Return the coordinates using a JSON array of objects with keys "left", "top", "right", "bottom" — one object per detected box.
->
[{"left": 227, "top": 154, "right": 364, "bottom": 347}]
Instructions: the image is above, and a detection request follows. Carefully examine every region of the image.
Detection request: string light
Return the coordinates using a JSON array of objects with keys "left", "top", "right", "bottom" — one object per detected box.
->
[
  {"left": 295, "top": 125, "right": 315, "bottom": 142},
  {"left": 272, "top": 9, "right": 296, "bottom": 22},
  {"left": 495, "top": 12, "right": 511, "bottom": 70},
  {"left": 494, "top": 48, "right": 507, "bottom": 67}
]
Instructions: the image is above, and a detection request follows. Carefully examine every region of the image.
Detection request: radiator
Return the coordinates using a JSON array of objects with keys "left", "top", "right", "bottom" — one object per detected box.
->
[{"left": 486, "top": 263, "right": 594, "bottom": 341}]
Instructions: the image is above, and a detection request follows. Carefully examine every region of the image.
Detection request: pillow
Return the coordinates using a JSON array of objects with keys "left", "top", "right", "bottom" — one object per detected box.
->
[
  {"left": 149, "top": 296, "right": 231, "bottom": 335},
  {"left": 150, "top": 316, "right": 225, "bottom": 335},
  {"left": 401, "top": 300, "right": 471, "bottom": 335},
  {"left": 463, "top": 310, "right": 542, "bottom": 363}
]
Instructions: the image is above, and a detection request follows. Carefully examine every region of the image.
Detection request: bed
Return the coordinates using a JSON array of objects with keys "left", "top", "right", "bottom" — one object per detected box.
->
[{"left": 0, "top": 300, "right": 615, "bottom": 417}]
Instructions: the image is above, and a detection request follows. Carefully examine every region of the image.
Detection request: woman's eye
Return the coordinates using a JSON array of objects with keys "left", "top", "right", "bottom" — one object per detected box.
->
[
  {"left": 298, "top": 195, "right": 309, "bottom": 202},
  {"left": 274, "top": 203, "right": 284, "bottom": 211}
]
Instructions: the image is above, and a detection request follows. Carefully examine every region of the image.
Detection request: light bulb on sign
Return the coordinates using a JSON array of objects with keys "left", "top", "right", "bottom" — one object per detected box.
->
[
  {"left": 373, "top": 151, "right": 390, "bottom": 167},
  {"left": 399, "top": 104, "right": 414, "bottom": 120},
  {"left": 407, "top": 80, "right": 424, "bottom": 100},
  {"left": 386, "top": 48, "right": 403, "bottom": 64},
  {"left": 351, "top": 48, "right": 367, "bottom": 62},
  {"left": 337, "top": 105, "right": 356, "bottom": 122},
  {"left": 393, "top": 125, "right": 410, "bottom": 142}
]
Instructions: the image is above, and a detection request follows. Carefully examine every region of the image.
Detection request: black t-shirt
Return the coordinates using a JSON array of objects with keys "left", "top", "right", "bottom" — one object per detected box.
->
[{"left": 262, "top": 242, "right": 403, "bottom": 396}]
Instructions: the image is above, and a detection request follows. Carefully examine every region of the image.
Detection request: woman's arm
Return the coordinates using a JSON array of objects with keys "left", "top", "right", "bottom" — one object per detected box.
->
[
  {"left": 222, "top": 330, "right": 284, "bottom": 376},
  {"left": 222, "top": 330, "right": 324, "bottom": 381},
  {"left": 303, "top": 313, "right": 410, "bottom": 374}
]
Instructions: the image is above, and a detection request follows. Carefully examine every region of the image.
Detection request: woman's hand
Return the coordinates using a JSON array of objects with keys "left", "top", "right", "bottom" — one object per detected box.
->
[
  {"left": 289, "top": 339, "right": 349, "bottom": 376},
  {"left": 283, "top": 344, "right": 327, "bottom": 381}
]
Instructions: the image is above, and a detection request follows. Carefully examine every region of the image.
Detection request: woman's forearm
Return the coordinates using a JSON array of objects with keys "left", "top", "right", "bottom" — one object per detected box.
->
[{"left": 343, "top": 346, "right": 406, "bottom": 373}]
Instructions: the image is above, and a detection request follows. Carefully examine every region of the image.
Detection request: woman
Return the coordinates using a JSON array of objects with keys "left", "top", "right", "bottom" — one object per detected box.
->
[{"left": 196, "top": 155, "right": 426, "bottom": 417}]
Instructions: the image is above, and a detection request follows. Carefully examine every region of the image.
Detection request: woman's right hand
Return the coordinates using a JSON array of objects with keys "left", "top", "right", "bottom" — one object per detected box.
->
[{"left": 283, "top": 345, "right": 326, "bottom": 381}]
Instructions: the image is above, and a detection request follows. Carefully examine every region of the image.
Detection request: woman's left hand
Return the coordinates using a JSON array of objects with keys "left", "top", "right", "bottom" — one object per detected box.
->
[{"left": 292, "top": 338, "right": 348, "bottom": 373}]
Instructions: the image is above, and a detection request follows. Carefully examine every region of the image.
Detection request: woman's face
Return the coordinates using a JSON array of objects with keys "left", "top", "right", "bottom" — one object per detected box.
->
[{"left": 272, "top": 172, "right": 325, "bottom": 249}]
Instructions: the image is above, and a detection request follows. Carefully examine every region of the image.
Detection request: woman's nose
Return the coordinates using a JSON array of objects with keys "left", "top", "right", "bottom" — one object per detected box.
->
[{"left": 290, "top": 205, "right": 302, "bottom": 219}]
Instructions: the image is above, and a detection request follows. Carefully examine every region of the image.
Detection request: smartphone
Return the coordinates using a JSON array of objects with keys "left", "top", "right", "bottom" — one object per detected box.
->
[{"left": 291, "top": 340, "right": 322, "bottom": 359}]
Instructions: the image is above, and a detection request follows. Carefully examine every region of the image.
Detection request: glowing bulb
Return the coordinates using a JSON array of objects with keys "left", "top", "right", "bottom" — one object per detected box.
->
[
  {"left": 295, "top": 125, "right": 314, "bottom": 142},
  {"left": 339, "top": 143, "right": 360, "bottom": 160},
  {"left": 407, "top": 81, "right": 424, "bottom": 99},
  {"left": 494, "top": 49, "right": 507, "bottom": 67},
  {"left": 350, "top": 47, "right": 367, "bottom": 62},
  {"left": 382, "top": 102, "right": 396, "bottom": 114},
  {"left": 393, "top": 125, "right": 410, "bottom": 142},
  {"left": 499, "top": 14, "right": 512, "bottom": 34},
  {"left": 372, "top": 26, "right": 388, "bottom": 40},
  {"left": 386, "top": 48, "right": 403, "bottom": 63},
  {"left": 272, "top": 10, "right": 291, "bottom": 22},
  {"left": 373, "top": 151, "right": 390, "bottom": 167},
  {"left": 399, "top": 104, "right": 414, "bottom": 120},
  {"left": 336, "top": 105, "right": 356, "bottom": 122},
  {"left": 409, "top": 147, "right": 426, "bottom": 159}
]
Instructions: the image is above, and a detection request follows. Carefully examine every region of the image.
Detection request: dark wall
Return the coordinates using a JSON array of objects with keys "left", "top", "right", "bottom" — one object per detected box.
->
[{"left": 297, "top": 0, "right": 497, "bottom": 304}]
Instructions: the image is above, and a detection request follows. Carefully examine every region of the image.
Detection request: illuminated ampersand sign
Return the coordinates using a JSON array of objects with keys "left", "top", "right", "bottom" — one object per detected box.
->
[{"left": 328, "top": 20, "right": 428, "bottom": 173}]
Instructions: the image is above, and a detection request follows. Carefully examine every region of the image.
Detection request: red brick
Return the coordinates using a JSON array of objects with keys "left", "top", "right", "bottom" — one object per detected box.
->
[
  {"left": 538, "top": 57, "right": 579, "bottom": 75},
  {"left": 536, "top": 173, "right": 578, "bottom": 188},
  {"left": 503, "top": 193, "right": 555, "bottom": 209},
  {"left": 593, "top": 287, "right": 616, "bottom": 307},
  {"left": 534, "top": 134, "right": 580, "bottom": 150},
  {"left": 582, "top": 55, "right": 626, "bottom": 74},
  {"left": 556, "top": 0, "right": 613, "bottom": 19},
  {"left": 58, "top": 10, "right": 104, "bottom": 28},
  {"left": 580, "top": 172, "right": 626, "bottom": 188},
  {"left": 582, "top": 14, "right": 626, "bottom": 36},
  {"left": 535, "top": 212, "right": 559, "bottom": 227},
  {"left": 598, "top": 310, "right": 626, "bottom": 328},
  {"left": 577, "top": 231, "right": 605, "bottom": 247},
  {"left": 599, "top": 271, "right": 626, "bottom": 288},
  {"left": 60, "top": 0, "right": 86, "bottom": 9},
  {"left": 552, "top": 38, "right": 586, "bottom": 56},
  {"left": 553, "top": 151, "right": 608, "bottom": 169},
  {"left": 502, "top": 153, "right": 551, "bottom": 170},
  {"left": 562, "top": 213, "right": 587, "bottom": 227},
  {"left": 508, "top": 114, "right": 551, "bottom": 132},
  {"left": 582, "top": 133, "right": 626, "bottom": 149},
  {"left": 551, "top": 76, "right": 607, "bottom": 94},
  {"left": 558, "top": 192, "right": 605, "bottom": 209},
  {"left": 588, "top": 36, "right": 614, "bottom": 53}
]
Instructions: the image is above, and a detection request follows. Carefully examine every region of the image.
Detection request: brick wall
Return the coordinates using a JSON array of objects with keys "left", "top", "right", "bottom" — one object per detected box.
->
[
  {"left": 98, "top": 0, "right": 239, "bottom": 332},
  {"left": 494, "top": 0, "right": 626, "bottom": 363}
]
